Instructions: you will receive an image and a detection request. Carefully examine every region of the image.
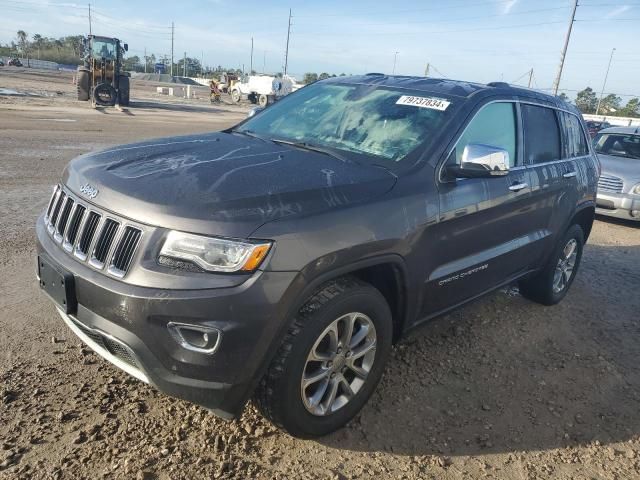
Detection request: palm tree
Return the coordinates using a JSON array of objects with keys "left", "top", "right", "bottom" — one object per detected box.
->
[
  {"left": 33, "top": 34, "right": 43, "bottom": 59},
  {"left": 16, "top": 30, "right": 28, "bottom": 55}
]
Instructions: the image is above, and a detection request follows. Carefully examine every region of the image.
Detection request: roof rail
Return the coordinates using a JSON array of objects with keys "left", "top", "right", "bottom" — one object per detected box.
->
[{"left": 487, "top": 81, "right": 510, "bottom": 88}]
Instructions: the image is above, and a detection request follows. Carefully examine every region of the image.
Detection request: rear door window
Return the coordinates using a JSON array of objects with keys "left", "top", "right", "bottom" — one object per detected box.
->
[
  {"left": 453, "top": 102, "right": 518, "bottom": 167},
  {"left": 522, "top": 104, "right": 561, "bottom": 164},
  {"left": 563, "top": 113, "right": 589, "bottom": 157}
]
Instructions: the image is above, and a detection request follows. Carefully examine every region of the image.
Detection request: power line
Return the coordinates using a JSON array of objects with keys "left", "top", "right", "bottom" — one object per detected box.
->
[
  {"left": 292, "top": 0, "right": 518, "bottom": 18},
  {"left": 294, "top": 20, "right": 566, "bottom": 37},
  {"left": 295, "top": 6, "right": 571, "bottom": 28},
  {"left": 596, "top": 48, "right": 616, "bottom": 115}
]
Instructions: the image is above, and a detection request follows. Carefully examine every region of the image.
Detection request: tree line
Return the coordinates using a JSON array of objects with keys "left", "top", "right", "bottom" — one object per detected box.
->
[
  {"left": 570, "top": 87, "right": 639, "bottom": 118},
  {"left": 1, "top": 31, "right": 83, "bottom": 64}
]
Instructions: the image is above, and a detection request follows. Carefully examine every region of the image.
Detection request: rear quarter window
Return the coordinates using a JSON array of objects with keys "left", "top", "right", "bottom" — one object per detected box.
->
[{"left": 563, "top": 112, "right": 589, "bottom": 157}]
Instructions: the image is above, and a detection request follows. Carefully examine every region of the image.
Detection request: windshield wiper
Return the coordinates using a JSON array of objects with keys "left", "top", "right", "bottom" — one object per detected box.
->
[
  {"left": 231, "top": 129, "right": 268, "bottom": 142},
  {"left": 270, "top": 138, "right": 349, "bottom": 162}
]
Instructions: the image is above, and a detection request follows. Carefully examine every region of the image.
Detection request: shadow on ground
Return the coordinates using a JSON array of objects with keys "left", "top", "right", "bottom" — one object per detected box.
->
[
  {"left": 130, "top": 100, "right": 241, "bottom": 115},
  {"left": 320, "top": 243, "right": 640, "bottom": 457}
]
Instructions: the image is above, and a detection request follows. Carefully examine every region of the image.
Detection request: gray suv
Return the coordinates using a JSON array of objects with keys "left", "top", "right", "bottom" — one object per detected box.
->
[{"left": 36, "top": 75, "right": 599, "bottom": 437}]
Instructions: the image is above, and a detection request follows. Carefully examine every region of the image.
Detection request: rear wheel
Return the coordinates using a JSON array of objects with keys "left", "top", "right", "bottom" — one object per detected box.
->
[
  {"left": 118, "top": 75, "right": 130, "bottom": 106},
  {"left": 76, "top": 68, "right": 89, "bottom": 101},
  {"left": 519, "top": 224, "right": 584, "bottom": 305},
  {"left": 258, "top": 94, "right": 268, "bottom": 107},
  {"left": 255, "top": 277, "right": 392, "bottom": 438}
]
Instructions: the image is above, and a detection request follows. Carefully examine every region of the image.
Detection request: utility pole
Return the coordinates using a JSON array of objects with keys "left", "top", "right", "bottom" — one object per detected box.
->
[
  {"left": 596, "top": 47, "right": 616, "bottom": 115},
  {"left": 183, "top": 51, "right": 186, "bottom": 77},
  {"left": 392, "top": 51, "right": 399, "bottom": 74},
  {"left": 284, "top": 9, "right": 292, "bottom": 75},
  {"left": 250, "top": 37, "right": 254, "bottom": 74},
  {"left": 263, "top": 50, "right": 266, "bottom": 73},
  {"left": 88, "top": 3, "right": 92, "bottom": 35},
  {"left": 170, "top": 22, "right": 174, "bottom": 77},
  {"left": 528, "top": 68, "right": 533, "bottom": 88},
  {"left": 552, "top": 0, "right": 578, "bottom": 95},
  {"left": 425, "top": 63, "right": 430, "bottom": 77}
]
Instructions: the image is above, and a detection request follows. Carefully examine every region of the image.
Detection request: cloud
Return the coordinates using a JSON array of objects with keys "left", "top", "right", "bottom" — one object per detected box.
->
[
  {"left": 502, "top": 0, "right": 518, "bottom": 15},
  {"left": 605, "top": 5, "right": 631, "bottom": 19}
]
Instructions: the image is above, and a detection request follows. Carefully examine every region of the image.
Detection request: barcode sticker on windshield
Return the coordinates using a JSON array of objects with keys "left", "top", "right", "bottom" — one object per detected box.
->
[{"left": 396, "top": 95, "right": 450, "bottom": 111}]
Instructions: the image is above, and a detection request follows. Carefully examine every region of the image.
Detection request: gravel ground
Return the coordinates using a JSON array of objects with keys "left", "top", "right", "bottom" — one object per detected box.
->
[{"left": 1, "top": 69, "right": 639, "bottom": 480}]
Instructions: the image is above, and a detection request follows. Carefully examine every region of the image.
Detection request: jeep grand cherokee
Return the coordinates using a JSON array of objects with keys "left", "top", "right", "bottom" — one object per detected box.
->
[{"left": 36, "top": 75, "right": 599, "bottom": 437}]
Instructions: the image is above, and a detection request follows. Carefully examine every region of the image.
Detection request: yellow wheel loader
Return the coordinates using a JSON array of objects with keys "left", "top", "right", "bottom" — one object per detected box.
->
[{"left": 77, "top": 35, "right": 130, "bottom": 107}]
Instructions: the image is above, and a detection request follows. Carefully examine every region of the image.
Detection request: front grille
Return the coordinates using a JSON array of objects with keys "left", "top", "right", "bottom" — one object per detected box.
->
[
  {"left": 55, "top": 197, "right": 74, "bottom": 238},
  {"left": 102, "top": 337, "right": 138, "bottom": 367},
  {"left": 72, "top": 318, "right": 139, "bottom": 369},
  {"left": 598, "top": 174, "right": 624, "bottom": 193},
  {"left": 110, "top": 227, "right": 142, "bottom": 276},
  {"left": 49, "top": 192, "right": 66, "bottom": 228},
  {"left": 91, "top": 219, "right": 119, "bottom": 267},
  {"left": 77, "top": 212, "right": 101, "bottom": 257},
  {"left": 43, "top": 185, "right": 143, "bottom": 278},
  {"left": 64, "top": 205, "right": 86, "bottom": 248}
]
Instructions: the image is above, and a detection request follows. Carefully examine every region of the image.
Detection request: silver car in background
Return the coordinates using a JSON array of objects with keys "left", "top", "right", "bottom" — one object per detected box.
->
[{"left": 594, "top": 126, "right": 640, "bottom": 222}]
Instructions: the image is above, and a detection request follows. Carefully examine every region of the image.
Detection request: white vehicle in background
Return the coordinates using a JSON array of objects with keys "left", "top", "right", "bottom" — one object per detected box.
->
[{"left": 230, "top": 74, "right": 301, "bottom": 106}]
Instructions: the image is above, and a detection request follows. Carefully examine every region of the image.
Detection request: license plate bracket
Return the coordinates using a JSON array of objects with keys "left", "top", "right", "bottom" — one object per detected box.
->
[{"left": 38, "top": 255, "right": 77, "bottom": 314}]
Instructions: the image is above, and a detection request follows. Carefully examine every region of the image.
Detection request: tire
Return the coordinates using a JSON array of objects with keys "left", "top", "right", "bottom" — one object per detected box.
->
[
  {"left": 258, "top": 94, "right": 268, "bottom": 107},
  {"left": 93, "top": 83, "right": 117, "bottom": 106},
  {"left": 77, "top": 68, "right": 90, "bottom": 101},
  {"left": 519, "top": 224, "right": 584, "bottom": 305},
  {"left": 255, "top": 277, "right": 393, "bottom": 438},
  {"left": 230, "top": 89, "right": 241, "bottom": 103},
  {"left": 118, "top": 75, "right": 130, "bottom": 106}
]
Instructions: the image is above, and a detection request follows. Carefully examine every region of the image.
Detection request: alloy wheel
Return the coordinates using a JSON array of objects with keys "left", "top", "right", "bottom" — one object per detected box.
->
[
  {"left": 300, "top": 312, "right": 377, "bottom": 416},
  {"left": 553, "top": 238, "right": 578, "bottom": 293}
]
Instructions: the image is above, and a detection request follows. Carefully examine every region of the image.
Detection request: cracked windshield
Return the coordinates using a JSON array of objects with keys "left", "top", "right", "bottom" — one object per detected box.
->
[{"left": 239, "top": 82, "right": 452, "bottom": 162}]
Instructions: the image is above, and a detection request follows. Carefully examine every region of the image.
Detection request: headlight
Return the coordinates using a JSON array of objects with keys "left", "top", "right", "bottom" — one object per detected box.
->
[
  {"left": 159, "top": 231, "right": 272, "bottom": 273},
  {"left": 631, "top": 184, "right": 640, "bottom": 195}
]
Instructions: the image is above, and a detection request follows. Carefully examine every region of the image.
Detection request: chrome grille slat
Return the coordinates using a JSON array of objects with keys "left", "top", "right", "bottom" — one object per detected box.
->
[
  {"left": 63, "top": 204, "right": 86, "bottom": 252},
  {"left": 597, "top": 174, "right": 623, "bottom": 194},
  {"left": 44, "top": 185, "right": 143, "bottom": 278},
  {"left": 109, "top": 227, "right": 142, "bottom": 277},
  {"left": 54, "top": 197, "right": 74, "bottom": 242},
  {"left": 48, "top": 192, "right": 66, "bottom": 232},
  {"left": 45, "top": 185, "right": 60, "bottom": 221},
  {"left": 90, "top": 219, "right": 120, "bottom": 269}
]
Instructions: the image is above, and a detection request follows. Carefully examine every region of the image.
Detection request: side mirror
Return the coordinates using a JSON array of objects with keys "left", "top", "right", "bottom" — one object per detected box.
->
[
  {"left": 124, "top": 43, "right": 128, "bottom": 52},
  {"left": 447, "top": 143, "right": 510, "bottom": 178},
  {"left": 247, "top": 107, "right": 264, "bottom": 118}
]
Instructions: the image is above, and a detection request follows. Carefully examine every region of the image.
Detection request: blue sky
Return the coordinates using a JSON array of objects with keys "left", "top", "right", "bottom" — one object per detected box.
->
[{"left": 1, "top": 0, "right": 639, "bottom": 102}]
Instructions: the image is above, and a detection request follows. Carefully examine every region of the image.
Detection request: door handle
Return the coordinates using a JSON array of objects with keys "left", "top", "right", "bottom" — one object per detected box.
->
[
  {"left": 509, "top": 182, "right": 528, "bottom": 192},
  {"left": 563, "top": 171, "right": 577, "bottom": 178}
]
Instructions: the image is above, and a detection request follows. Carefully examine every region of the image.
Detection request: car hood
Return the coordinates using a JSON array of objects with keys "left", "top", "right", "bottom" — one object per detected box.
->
[
  {"left": 62, "top": 132, "right": 397, "bottom": 238},
  {"left": 597, "top": 154, "right": 640, "bottom": 186}
]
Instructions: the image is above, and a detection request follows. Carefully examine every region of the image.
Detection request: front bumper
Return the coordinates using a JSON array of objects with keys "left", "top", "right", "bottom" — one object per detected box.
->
[
  {"left": 596, "top": 191, "right": 640, "bottom": 221},
  {"left": 36, "top": 215, "right": 299, "bottom": 418}
]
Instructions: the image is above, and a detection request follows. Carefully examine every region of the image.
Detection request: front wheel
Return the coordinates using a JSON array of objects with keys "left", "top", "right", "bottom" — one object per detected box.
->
[
  {"left": 519, "top": 224, "right": 584, "bottom": 305},
  {"left": 255, "top": 277, "right": 392, "bottom": 438},
  {"left": 230, "top": 89, "right": 241, "bottom": 103}
]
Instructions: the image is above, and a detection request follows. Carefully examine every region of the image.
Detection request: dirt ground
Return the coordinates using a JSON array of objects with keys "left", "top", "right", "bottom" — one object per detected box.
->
[{"left": 1, "top": 68, "right": 639, "bottom": 480}]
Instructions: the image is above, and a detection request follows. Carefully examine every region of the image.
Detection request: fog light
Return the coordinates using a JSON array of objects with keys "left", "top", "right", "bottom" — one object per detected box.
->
[{"left": 167, "top": 322, "right": 221, "bottom": 354}]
